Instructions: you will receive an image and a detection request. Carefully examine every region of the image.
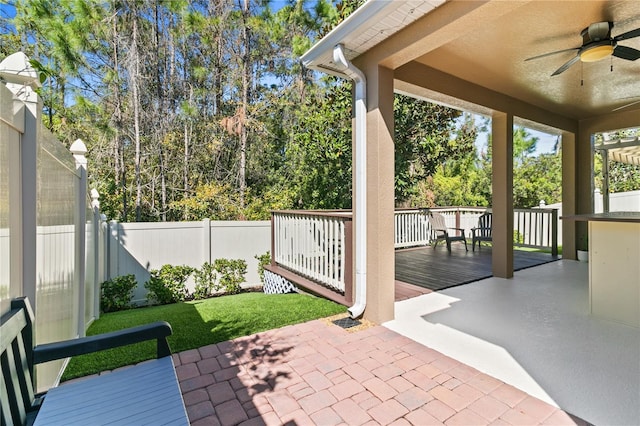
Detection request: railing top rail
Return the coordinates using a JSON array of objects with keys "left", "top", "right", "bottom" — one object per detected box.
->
[
  {"left": 514, "top": 208, "right": 558, "bottom": 213},
  {"left": 272, "top": 210, "right": 353, "bottom": 219}
]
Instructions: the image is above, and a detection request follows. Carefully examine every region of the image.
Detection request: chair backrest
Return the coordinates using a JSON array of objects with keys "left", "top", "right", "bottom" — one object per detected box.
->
[
  {"left": 427, "top": 211, "right": 448, "bottom": 232},
  {"left": 477, "top": 213, "right": 492, "bottom": 237},
  {"left": 1, "top": 297, "right": 36, "bottom": 426}
]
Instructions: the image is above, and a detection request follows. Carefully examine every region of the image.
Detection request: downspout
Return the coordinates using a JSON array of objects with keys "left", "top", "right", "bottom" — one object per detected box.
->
[{"left": 333, "top": 44, "right": 367, "bottom": 319}]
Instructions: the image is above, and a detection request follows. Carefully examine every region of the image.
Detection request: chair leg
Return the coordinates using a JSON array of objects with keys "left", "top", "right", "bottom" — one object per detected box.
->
[{"left": 463, "top": 238, "right": 468, "bottom": 251}]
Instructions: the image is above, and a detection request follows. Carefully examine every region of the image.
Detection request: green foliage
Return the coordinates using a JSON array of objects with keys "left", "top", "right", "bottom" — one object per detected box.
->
[
  {"left": 193, "top": 262, "right": 217, "bottom": 300},
  {"left": 514, "top": 230, "right": 524, "bottom": 245},
  {"left": 288, "top": 77, "right": 354, "bottom": 209},
  {"left": 144, "top": 265, "right": 195, "bottom": 305},
  {"left": 255, "top": 252, "right": 271, "bottom": 283},
  {"left": 193, "top": 259, "right": 248, "bottom": 299},
  {"left": 100, "top": 275, "right": 137, "bottom": 313},
  {"left": 513, "top": 153, "right": 562, "bottom": 208},
  {"left": 394, "top": 97, "right": 478, "bottom": 204},
  {"left": 168, "top": 183, "right": 243, "bottom": 221},
  {"left": 426, "top": 172, "right": 489, "bottom": 208},
  {"left": 213, "top": 258, "right": 247, "bottom": 295},
  {"left": 513, "top": 127, "right": 539, "bottom": 164},
  {"left": 593, "top": 128, "right": 640, "bottom": 193},
  {"left": 607, "top": 163, "right": 640, "bottom": 192}
]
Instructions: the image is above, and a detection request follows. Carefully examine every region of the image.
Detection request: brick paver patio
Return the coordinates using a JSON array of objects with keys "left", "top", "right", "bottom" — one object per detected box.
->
[{"left": 174, "top": 319, "right": 586, "bottom": 425}]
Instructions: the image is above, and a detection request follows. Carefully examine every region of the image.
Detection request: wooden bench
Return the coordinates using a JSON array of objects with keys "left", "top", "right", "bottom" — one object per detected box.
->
[{"left": 1, "top": 297, "right": 188, "bottom": 426}]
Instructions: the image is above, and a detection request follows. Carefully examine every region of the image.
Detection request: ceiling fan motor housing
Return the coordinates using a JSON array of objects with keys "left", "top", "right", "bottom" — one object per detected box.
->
[{"left": 582, "top": 21, "right": 614, "bottom": 43}]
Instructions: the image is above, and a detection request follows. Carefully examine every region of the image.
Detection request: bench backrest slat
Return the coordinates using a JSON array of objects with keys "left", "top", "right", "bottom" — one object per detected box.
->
[{"left": 1, "top": 298, "right": 36, "bottom": 426}]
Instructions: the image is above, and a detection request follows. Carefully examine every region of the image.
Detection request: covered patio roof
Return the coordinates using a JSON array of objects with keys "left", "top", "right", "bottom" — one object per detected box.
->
[{"left": 303, "top": 0, "right": 640, "bottom": 122}]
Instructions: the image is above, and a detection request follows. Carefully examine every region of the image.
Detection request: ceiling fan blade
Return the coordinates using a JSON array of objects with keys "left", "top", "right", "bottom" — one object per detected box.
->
[
  {"left": 525, "top": 47, "right": 579, "bottom": 61},
  {"left": 614, "top": 27, "right": 640, "bottom": 41},
  {"left": 612, "top": 99, "right": 640, "bottom": 112},
  {"left": 612, "top": 45, "right": 640, "bottom": 61},
  {"left": 551, "top": 55, "right": 581, "bottom": 76}
]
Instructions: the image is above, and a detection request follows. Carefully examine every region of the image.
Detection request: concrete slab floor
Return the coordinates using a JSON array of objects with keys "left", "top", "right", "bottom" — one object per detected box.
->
[{"left": 385, "top": 260, "right": 640, "bottom": 425}]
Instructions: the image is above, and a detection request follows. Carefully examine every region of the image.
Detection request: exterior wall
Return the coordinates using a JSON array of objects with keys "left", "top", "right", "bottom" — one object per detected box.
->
[{"left": 108, "top": 220, "right": 270, "bottom": 305}]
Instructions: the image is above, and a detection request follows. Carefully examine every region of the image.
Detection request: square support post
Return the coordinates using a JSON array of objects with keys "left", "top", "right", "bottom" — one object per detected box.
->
[
  {"left": 491, "top": 112, "right": 514, "bottom": 278},
  {"left": 561, "top": 131, "right": 577, "bottom": 259},
  {"left": 358, "top": 64, "right": 395, "bottom": 323}
]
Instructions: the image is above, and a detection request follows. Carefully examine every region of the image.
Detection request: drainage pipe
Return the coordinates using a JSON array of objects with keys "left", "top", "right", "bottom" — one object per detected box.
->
[{"left": 333, "top": 44, "right": 367, "bottom": 319}]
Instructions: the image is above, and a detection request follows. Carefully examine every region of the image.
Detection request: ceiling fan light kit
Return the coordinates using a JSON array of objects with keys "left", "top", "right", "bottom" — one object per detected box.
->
[{"left": 579, "top": 42, "right": 615, "bottom": 62}]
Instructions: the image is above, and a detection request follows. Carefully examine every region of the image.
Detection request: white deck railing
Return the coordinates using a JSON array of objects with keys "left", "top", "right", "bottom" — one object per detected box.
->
[
  {"left": 514, "top": 208, "right": 558, "bottom": 252},
  {"left": 272, "top": 211, "right": 351, "bottom": 293},
  {"left": 272, "top": 206, "right": 559, "bottom": 295}
]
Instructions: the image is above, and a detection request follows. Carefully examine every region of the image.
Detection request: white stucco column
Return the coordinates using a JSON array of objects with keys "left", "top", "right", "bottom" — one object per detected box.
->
[
  {"left": 359, "top": 64, "right": 395, "bottom": 323},
  {"left": 491, "top": 112, "right": 514, "bottom": 278}
]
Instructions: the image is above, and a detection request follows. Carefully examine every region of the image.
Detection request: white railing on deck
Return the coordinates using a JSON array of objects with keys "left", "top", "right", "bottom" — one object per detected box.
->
[
  {"left": 514, "top": 208, "right": 558, "bottom": 253},
  {"left": 394, "top": 210, "right": 430, "bottom": 248},
  {"left": 394, "top": 207, "right": 487, "bottom": 248},
  {"left": 394, "top": 207, "right": 557, "bottom": 254},
  {"left": 273, "top": 211, "right": 350, "bottom": 293}
]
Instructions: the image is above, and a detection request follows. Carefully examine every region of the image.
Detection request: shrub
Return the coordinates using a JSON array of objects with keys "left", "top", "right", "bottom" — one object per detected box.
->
[
  {"left": 193, "top": 262, "right": 217, "bottom": 300},
  {"left": 101, "top": 275, "right": 137, "bottom": 313},
  {"left": 192, "top": 259, "right": 248, "bottom": 299},
  {"left": 255, "top": 252, "right": 271, "bottom": 283},
  {"left": 215, "top": 258, "right": 247, "bottom": 294},
  {"left": 144, "top": 264, "right": 194, "bottom": 305},
  {"left": 513, "top": 230, "right": 525, "bottom": 245}
]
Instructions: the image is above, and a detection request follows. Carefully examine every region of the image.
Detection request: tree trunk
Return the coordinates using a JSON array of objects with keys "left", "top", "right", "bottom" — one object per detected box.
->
[
  {"left": 239, "top": 0, "right": 250, "bottom": 214},
  {"left": 131, "top": 16, "right": 142, "bottom": 222}
]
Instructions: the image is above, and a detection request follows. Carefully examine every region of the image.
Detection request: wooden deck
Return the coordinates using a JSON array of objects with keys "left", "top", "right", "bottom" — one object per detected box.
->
[{"left": 395, "top": 243, "right": 559, "bottom": 299}]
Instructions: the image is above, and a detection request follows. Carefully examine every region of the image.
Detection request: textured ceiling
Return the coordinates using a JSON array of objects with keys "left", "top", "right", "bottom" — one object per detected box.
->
[{"left": 415, "top": 1, "right": 640, "bottom": 119}]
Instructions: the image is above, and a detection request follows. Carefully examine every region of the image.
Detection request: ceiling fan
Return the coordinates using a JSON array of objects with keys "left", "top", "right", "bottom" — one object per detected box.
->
[{"left": 525, "top": 21, "right": 640, "bottom": 76}]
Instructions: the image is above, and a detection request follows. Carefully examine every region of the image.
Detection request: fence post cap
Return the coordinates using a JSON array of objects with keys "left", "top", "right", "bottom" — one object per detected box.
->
[
  {"left": 70, "top": 139, "right": 87, "bottom": 155},
  {"left": 0, "top": 52, "right": 41, "bottom": 88}
]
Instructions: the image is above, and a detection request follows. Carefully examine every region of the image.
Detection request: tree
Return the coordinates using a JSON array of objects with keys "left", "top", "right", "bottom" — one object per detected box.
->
[
  {"left": 513, "top": 153, "right": 562, "bottom": 207},
  {"left": 394, "top": 96, "right": 478, "bottom": 205}
]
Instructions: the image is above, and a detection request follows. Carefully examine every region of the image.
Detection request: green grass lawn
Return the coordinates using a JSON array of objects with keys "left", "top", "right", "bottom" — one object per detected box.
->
[
  {"left": 515, "top": 245, "right": 563, "bottom": 255},
  {"left": 62, "top": 292, "right": 344, "bottom": 381}
]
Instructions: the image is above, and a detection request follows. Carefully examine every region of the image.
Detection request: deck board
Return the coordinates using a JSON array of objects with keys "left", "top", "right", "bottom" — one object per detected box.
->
[{"left": 395, "top": 243, "right": 558, "bottom": 294}]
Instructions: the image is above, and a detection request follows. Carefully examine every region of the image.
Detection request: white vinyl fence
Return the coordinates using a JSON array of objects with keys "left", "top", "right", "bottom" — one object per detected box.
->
[
  {"left": 1, "top": 54, "right": 95, "bottom": 391},
  {"left": 106, "top": 220, "right": 271, "bottom": 305}
]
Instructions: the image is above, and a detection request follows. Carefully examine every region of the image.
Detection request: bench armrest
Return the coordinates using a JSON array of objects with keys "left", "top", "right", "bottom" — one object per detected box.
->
[{"left": 33, "top": 321, "right": 173, "bottom": 365}]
